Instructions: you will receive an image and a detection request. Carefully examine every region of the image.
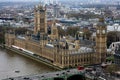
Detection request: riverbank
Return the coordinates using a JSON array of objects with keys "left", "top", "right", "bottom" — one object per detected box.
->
[
  {"left": 5, "top": 46, "right": 62, "bottom": 71},
  {"left": 0, "top": 45, "right": 55, "bottom": 79}
]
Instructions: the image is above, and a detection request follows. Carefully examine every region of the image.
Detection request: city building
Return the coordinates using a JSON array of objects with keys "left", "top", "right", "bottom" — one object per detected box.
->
[
  {"left": 5, "top": 4, "right": 107, "bottom": 69},
  {"left": 111, "top": 42, "right": 120, "bottom": 65},
  {"left": 114, "top": 51, "right": 120, "bottom": 66}
]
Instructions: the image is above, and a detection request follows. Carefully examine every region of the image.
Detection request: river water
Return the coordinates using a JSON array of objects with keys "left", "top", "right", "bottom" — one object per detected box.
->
[{"left": 0, "top": 48, "right": 55, "bottom": 79}]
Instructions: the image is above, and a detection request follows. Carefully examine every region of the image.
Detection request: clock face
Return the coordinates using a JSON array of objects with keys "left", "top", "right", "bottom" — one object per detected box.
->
[
  {"left": 97, "top": 30, "right": 99, "bottom": 34},
  {"left": 102, "top": 30, "right": 105, "bottom": 34}
]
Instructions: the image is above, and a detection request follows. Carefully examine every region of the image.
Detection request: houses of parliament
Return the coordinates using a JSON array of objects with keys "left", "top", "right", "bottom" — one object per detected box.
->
[{"left": 5, "top": 4, "right": 107, "bottom": 69}]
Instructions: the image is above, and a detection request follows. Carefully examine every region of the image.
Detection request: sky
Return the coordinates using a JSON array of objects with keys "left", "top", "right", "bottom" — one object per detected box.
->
[
  {"left": 0, "top": 0, "right": 119, "bottom": 2},
  {"left": 0, "top": 0, "right": 40, "bottom": 2}
]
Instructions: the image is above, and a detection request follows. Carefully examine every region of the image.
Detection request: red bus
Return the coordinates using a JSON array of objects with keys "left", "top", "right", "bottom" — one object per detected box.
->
[{"left": 77, "top": 66, "right": 84, "bottom": 70}]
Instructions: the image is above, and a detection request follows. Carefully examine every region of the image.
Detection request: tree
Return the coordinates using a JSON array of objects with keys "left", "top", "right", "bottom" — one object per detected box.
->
[
  {"left": 0, "top": 26, "right": 13, "bottom": 44},
  {"left": 67, "top": 12, "right": 100, "bottom": 20},
  {"left": 83, "top": 29, "right": 92, "bottom": 40},
  {"left": 57, "top": 27, "right": 65, "bottom": 37},
  {"left": 66, "top": 27, "right": 80, "bottom": 37},
  {"left": 0, "top": 32, "right": 4, "bottom": 43},
  {"left": 105, "top": 64, "right": 120, "bottom": 74},
  {"left": 106, "top": 55, "right": 114, "bottom": 62},
  {"left": 15, "top": 27, "right": 27, "bottom": 35}
]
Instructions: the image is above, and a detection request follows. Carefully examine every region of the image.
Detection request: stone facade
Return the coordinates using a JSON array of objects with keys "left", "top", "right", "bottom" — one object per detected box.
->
[
  {"left": 5, "top": 5, "right": 107, "bottom": 69},
  {"left": 96, "top": 17, "right": 107, "bottom": 63},
  {"left": 34, "top": 4, "right": 47, "bottom": 34},
  {"left": 5, "top": 33, "right": 96, "bottom": 68}
]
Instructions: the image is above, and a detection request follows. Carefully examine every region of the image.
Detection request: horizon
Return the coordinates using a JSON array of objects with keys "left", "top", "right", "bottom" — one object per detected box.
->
[
  {"left": 0, "top": 0, "right": 119, "bottom": 2},
  {"left": 0, "top": 0, "right": 39, "bottom": 2}
]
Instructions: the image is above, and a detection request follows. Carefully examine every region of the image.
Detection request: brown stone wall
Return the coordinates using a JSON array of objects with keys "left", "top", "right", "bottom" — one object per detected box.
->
[
  {"left": 14, "top": 38, "right": 54, "bottom": 61},
  {"left": 6, "top": 34, "right": 100, "bottom": 68},
  {"left": 14, "top": 39, "right": 26, "bottom": 49},
  {"left": 5, "top": 33, "right": 15, "bottom": 47},
  {"left": 26, "top": 41, "right": 40, "bottom": 54},
  {"left": 54, "top": 49, "right": 96, "bottom": 68},
  {"left": 42, "top": 47, "right": 54, "bottom": 61}
]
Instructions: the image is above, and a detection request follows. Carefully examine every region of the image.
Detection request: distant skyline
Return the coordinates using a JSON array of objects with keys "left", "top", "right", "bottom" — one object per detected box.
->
[
  {"left": 0, "top": 0, "right": 39, "bottom": 2},
  {"left": 0, "top": 0, "right": 119, "bottom": 3}
]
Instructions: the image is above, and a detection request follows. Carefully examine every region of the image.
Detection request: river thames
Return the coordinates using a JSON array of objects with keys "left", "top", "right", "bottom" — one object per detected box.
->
[{"left": 0, "top": 48, "right": 55, "bottom": 79}]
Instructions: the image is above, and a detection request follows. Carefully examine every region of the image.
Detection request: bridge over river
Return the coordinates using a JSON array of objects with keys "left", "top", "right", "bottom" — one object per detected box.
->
[{"left": 3, "top": 69, "right": 85, "bottom": 80}]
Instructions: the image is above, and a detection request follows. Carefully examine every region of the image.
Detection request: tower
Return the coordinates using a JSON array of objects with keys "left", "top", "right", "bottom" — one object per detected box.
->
[
  {"left": 34, "top": 4, "right": 47, "bottom": 35},
  {"left": 49, "top": 18, "right": 58, "bottom": 40},
  {"left": 96, "top": 17, "right": 107, "bottom": 63},
  {"left": 5, "top": 30, "right": 15, "bottom": 47}
]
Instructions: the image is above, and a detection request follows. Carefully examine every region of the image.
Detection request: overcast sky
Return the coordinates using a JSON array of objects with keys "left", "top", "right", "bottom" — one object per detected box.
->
[
  {"left": 0, "top": 0, "right": 40, "bottom": 2},
  {"left": 0, "top": 0, "right": 119, "bottom": 2}
]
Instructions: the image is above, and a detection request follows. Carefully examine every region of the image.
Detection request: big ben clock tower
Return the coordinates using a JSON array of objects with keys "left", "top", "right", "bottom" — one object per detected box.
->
[{"left": 96, "top": 16, "right": 107, "bottom": 63}]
